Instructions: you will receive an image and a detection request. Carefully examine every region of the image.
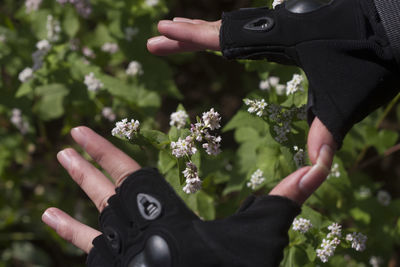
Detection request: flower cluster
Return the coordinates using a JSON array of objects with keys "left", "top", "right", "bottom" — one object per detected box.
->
[
  {"left": 171, "top": 136, "right": 197, "bottom": 158},
  {"left": 169, "top": 108, "right": 222, "bottom": 194},
  {"left": 286, "top": 74, "right": 304, "bottom": 95},
  {"left": 145, "top": 0, "right": 159, "bottom": 7},
  {"left": 316, "top": 237, "right": 341, "bottom": 263},
  {"left": 202, "top": 108, "right": 221, "bottom": 130},
  {"left": 182, "top": 162, "right": 202, "bottom": 194},
  {"left": 346, "top": 232, "right": 367, "bottom": 251},
  {"left": 292, "top": 218, "right": 313, "bottom": 234},
  {"left": 315, "top": 222, "right": 367, "bottom": 263},
  {"left": 327, "top": 163, "right": 341, "bottom": 178},
  {"left": 57, "top": 0, "right": 92, "bottom": 18},
  {"left": 82, "top": 47, "right": 95, "bottom": 59},
  {"left": 327, "top": 223, "right": 342, "bottom": 238},
  {"left": 102, "top": 107, "right": 116, "bottom": 122},
  {"left": 246, "top": 169, "right": 265, "bottom": 190},
  {"left": 170, "top": 110, "right": 188, "bottom": 129},
  {"left": 84, "top": 72, "right": 103, "bottom": 92},
  {"left": 111, "top": 118, "right": 140, "bottom": 139},
  {"left": 369, "top": 256, "right": 383, "bottom": 267},
  {"left": 259, "top": 76, "right": 286, "bottom": 95},
  {"left": 46, "top": 15, "right": 61, "bottom": 42},
  {"left": 101, "top": 42, "right": 119, "bottom": 54},
  {"left": 10, "top": 109, "right": 29, "bottom": 134},
  {"left": 377, "top": 190, "right": 391, "bottom": 206},
  {"left": 293, "top": 146, "right": 306, "bottom": 168},
  {"left": 125, "top": 27, "right": 139, "bottom": 41},
  {"left": 126, "top": 61, "right": 143, "bottom": 77},
  {"left": 25, "top": 0, "right": 42, "bottom": 13},
  {"left": 244, "top": 98, "right": 267, "bottom": 117},
  {"left": 33, "top": 39, "right": 52, "bottom": 70},
  {"left": 18, "top": 68, "right": 34, "bottom": 83}
]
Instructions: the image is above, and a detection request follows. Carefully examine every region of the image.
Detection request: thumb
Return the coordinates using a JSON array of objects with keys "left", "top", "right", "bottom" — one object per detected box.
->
[{"left": 307, "top": 117, "right": 337, "bottom": 165}]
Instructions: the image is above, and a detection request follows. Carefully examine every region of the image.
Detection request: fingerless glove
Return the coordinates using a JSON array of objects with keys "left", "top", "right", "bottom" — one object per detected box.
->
[
  {"left": 87, "top": 168, "right": 301, "bottom": 267},
  {"left": 220, "top": 0, "right": 400, "bottom": 147}
]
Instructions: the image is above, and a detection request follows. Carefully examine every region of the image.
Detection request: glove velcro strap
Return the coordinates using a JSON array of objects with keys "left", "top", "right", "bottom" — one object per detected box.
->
[
  {"left": 108, "top": 168, "right": 197, "bottom": 229},
  {"left": 374, "top": 0, "right": 400, "bottom": 66}
]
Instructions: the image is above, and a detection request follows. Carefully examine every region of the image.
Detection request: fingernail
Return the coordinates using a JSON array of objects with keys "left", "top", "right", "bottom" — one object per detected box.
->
[
  {"left": 71, "top": 127, "right": 87, "bottom": 147},
  {"left": 316, "top": 144, "right": 334, "bottom": 170},
  {"left": 159, "top": 20, "right": 174, "bottom": 26},
  {"left": 299, "top": 163, "right": 330, "bottom": 195},
  {"left": 42, "top": 209, "right": 59, "bottom": 230},
  {"left": 147, "top": 36, "right": 164, "bottom": 45},
  {"left": 173, "top": 17, "right": 192, "bottom": 23},
  {"left": 57, "top": 150, "right": 71, "bottom": 170}
]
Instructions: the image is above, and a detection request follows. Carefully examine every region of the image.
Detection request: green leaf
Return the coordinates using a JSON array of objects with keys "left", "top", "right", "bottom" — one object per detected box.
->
[
  {"left": 158, "top": 150, "right": 176, "bottom": 174},
  {"left": 304, "top": 244, "right": 316, "bottom": 262},
  {"left": 140, "top": 129, "right": 169, "bottom": 149},
  {"left": 15, "top": 83, "right": 33, "bottom": 98},
  {"left": 34, "top": 83, "right": 69, "bottom": 120},
  {"left": 63, "top": 7, "right": 80, "bottom": 38},
  {"left": 350, "top": 207, "right": 371, "bottom": 225},
  {"left": 196, "top": 191, "right": 215, "bottom": 220}
]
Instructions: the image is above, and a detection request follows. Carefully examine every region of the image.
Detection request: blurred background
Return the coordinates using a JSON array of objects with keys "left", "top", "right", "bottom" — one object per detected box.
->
[{"left": 0, "top": 0, "right": 399, "bottom": 266}]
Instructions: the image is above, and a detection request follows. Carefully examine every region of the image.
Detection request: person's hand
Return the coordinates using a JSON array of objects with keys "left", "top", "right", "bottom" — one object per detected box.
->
[
  {"left": 147, "top": 17, "right": 336, "bottom": 168},
  {"left": 42, "top": 126, "right": 331, "bottom": 266}
]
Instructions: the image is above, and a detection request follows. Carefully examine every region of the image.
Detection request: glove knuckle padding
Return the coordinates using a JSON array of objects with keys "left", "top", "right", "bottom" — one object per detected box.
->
[
  {"left": 220, "top": 0, "right": 400, "bottom": 147},
  {"left": 87, "top": 168, "right": 301, "bottom": 267}
]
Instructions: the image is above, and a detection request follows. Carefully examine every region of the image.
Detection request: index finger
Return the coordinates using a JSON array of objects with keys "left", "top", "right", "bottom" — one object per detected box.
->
[{"left": 71, "top": 126, "right": 141, "bottom": 186}]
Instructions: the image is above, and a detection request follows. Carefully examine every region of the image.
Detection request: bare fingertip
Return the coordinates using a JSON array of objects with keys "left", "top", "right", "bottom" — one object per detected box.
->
[{"left": 42, "top": 208, "right": 59, "bottom": 230}]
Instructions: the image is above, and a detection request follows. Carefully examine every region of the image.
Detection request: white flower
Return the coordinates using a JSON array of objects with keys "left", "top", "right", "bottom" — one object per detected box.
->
[
  {"left": 82, "top": 47, "right": 95, "bottom": 58},
  {"left": 272, "top": 0, "right": 285, "bottom": 8},
  {"left": 358, "top": 186, "right": 372, "bottom": 199},
  {"left": 247, "top": 169, "right": 265, "bottom": 190},
  {"left": 369, "top": 256, "right": 383, "bottom": 267},
  {"left": 170, "top": 110, "right": 188, "bottom": 129},
  {"left": 286, "top": 74, "right": 304, "bottom": 95},
  {"left": 145, "top": 0, "right": 159, "bottom": 7},
  {"left": 18, "top": 67, "right": 33, "bottom": 83},
  {"left": 46, "top": 15, "right": 61, "bottom": 42},
  {"left": 293, "top": 148, "right": 306, "bottom": 168},
  {"left": 190, "top": 122, "right": 205, "bottom": 141},
  {"left": 102, "top": 107, "right": 116, "bottom": 122},
  {"left": 259, "top": 79, "right": 270, "bottom": 91},
  {"left": 57, "top": 0, "right": 92, "bottom": 18},
  {"left": 346, "top": 232, "right": 367, "bottom": 252},
  {"left": 101, "top": 42, "right": 119, "bottom": 54},
  {"left": 327, "top": 223, "right": 342, "bottom": 238},
  {"left": 377, "top": 190, "right": 391, "bottom": 206},
  {"left": 10, "top": 109, "right": 29, "bottom": 134},
  {"left": 170, "top": 136, "right": 197, "bottom": 158},
  {"left": 316, "top": 237, "right": 340, "bottom": 263},
  {"left": 182, "top": 162, "right": 202, "bottom": 194},
  {"left": 111, "top": 118, "right": 140, "bottom": 139},
  {"left": 126, "top": 61, "right": 143, "bottom": 76},
  {"left": 0, "top": 34, "right": 5, "bottom": 43},
  {"left": 125, "top": 27, "right": 139, "bottom": 41},
  {"left": 84, "top": 72, "right": 103, "bottom": 92},
  {"left": 292, "top": 218, "right": 313, "bottom": 234},
  {"left": 202, "top": 133, "right": 222, "bottom": 156},
  {"left": 25, "top": 0, "right": 42, "bottom": 12},
  {"left": 244, "top": 98, "right": 267, "bottom": 117},
  {"left": 36, "top": 39, "right": 51, "bottom": 53},
  {"left": 328, "top": 163, "right": 341, "bottom": 178},
  {"left": 202, "top": 108, "right": 221, "bottom": 130}
]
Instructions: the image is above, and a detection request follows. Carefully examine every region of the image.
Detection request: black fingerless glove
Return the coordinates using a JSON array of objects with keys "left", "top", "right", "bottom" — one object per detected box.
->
[
  {"left": 220, "top": 0, "right": 400, "bottom": 147},
  {"left": 86, "top": 168, "right": 301, "bottom": 267}
]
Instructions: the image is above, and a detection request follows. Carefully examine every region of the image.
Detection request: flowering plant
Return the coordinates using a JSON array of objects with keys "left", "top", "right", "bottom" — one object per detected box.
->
[{"left": 0, "top": 0, "right": 399, "bottom": 266}]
